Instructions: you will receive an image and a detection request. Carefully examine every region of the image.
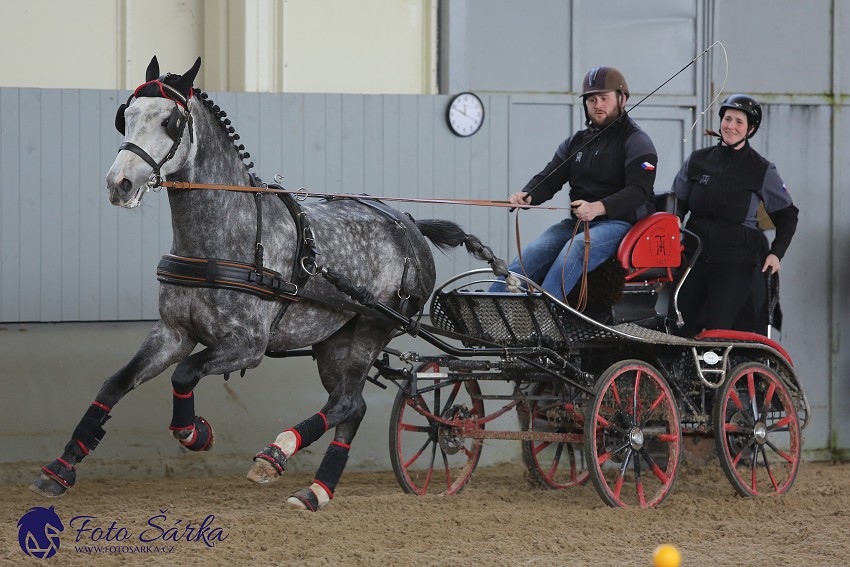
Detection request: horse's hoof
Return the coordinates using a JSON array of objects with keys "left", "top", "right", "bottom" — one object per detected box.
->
[
  {"left": 29, "top": 474, "right": 68, "bottom": 498},
  {"left": 246, "top": 459, "right": 280, "bottom": 484},
  {"left": 175, "top": 416, "right": 215, "bottom": 452},
  {"left": 287, "top": 488, "right": 325, "bottom": 512},
  {"left": 247, "top": 444, "right": 287, "bottom": 484}
]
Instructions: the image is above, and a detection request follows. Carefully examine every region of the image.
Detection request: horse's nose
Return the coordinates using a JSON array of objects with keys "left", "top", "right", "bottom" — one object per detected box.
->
[{"left": 118, "top": 178, "right": 133, "bottom": 196}]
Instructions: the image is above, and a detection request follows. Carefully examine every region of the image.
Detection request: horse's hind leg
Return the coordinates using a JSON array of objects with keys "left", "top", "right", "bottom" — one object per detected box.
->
[
  {"left": 248, "top": 317, "right": 393, "bottom": 511},
  {"left": 30, "top": 322, "right": 194, "bottom": 497}
]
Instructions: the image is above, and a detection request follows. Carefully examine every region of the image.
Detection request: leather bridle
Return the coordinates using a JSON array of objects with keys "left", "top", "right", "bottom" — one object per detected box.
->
[{"left": 114, "top": 79, "right": 194, "bottom": 191}]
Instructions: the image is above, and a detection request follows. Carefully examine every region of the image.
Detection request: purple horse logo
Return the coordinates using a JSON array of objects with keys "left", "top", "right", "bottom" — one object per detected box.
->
[{"left": 17, "top": 506, "right": 64, "bottom": 559}]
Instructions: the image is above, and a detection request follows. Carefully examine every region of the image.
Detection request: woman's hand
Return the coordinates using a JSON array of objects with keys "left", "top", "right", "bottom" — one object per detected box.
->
[{"left": 762, "top": 253, "right": 781, "bottom": 274}]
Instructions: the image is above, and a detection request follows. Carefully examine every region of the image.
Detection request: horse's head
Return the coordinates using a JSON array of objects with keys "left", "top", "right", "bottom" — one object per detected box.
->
[{"left": 106, "top": 56, "right": 201, "bottom": 208}]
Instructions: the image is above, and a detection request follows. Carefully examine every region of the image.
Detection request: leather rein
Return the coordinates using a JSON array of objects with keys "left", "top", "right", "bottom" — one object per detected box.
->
[{"left": 159, "top": 180, "right": 592, "bottom": 312}]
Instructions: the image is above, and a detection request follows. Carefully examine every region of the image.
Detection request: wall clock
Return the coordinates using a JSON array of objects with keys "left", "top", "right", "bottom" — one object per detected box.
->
[{"left": 446, "top": 92, "right": 484, "bottom": 137}]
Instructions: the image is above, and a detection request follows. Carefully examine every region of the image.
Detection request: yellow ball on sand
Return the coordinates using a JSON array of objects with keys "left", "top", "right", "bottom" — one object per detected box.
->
[{"left": 653, "top": 544, "right": 682, "bottom": 567}]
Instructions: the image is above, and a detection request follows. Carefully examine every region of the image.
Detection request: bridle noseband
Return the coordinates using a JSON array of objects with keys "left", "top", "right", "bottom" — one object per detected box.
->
[{"left": 115, "top": 79, "right": 194, "bottom": 191}]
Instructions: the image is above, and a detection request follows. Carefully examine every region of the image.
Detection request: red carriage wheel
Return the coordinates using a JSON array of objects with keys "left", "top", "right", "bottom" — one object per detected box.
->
[
  {"left": 584, "top": 360, "right": 681, "bottom": 508},
  {"left": 713, "top": 361, "right": 801, "bottom": 497},
  {"left": 389, "top": 360, "right": 484, "bottom": 495},
  {"left": 519, "top": 382, "right": 589, "bottom": 489}
]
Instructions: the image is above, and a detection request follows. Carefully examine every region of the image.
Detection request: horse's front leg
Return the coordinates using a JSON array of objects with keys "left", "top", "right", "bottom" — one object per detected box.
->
[
  {"left": 30, "top": 322, "right": 194, "bottom": 497},
  {"left": 168, "top": 329, "right": 267, "bottom": 452}
]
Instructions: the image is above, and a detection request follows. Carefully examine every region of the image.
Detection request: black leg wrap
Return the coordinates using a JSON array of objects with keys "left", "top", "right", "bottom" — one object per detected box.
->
[
  {"left": 178, "top": 416, "right": 214, "bottom": 451},
  {"left": 170, "top": 390, "right": 195, "bottom": 431},
  {"left": 253, "top": 444, "right": 288, "bottom": 474},
  {"left": 290, "top": 413, "right": 328, "bottom": 451},
  {"left": 289, "top": 488, "right": 320, "bottom": 512},
  {"left": 314, "top": 442, "right": 350, "bottom": 495},
  {"left": 41, "top": 458, "right": 77, "bottom": 489},
  {"left": 72, "top": 403, "right": 111, "bottom": 453}
]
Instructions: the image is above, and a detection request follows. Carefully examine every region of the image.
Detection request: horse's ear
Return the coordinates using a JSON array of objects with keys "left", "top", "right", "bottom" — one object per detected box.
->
[
  {"left": 145, "top": 56, "right": 160, "bottom": 82},
  {"left": 173, "top": 57, "right": 201, "bottom": 97}
]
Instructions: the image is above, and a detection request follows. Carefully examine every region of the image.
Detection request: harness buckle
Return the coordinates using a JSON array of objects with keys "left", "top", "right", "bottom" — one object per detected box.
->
[
  {"left": 301, "top": 257, "right": 318, "bottom": 276},
  {"left": 146, "top": 173, "right": 162, "bottom": 189}
]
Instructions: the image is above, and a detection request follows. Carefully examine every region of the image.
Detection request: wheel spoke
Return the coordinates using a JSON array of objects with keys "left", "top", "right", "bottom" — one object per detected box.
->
[
  {"left": 764, "top": 439, "right": 795, "bottom": 463},
  {"left": 403, "top": 435, "right": 435, "bottom": 469},
  {"left": 768, "top": 415, "right": 795, "bottom": 431},
  {"left": 760, "top": 446, "right": 780, "bottom": 491},
  {"left": 729, "top": 388, "right": 744, "bottom": 411},
  {"left": 760, "top": 383, "right": 777, "bottom": 420},
  {"left": 534, "top": 440, "right": 552, "bottom": 456},
  {"left": 632, "top": 369, "right": 642, "bottom": 419},
  {"left": 439, "top": 381, "right": 463, "bottom": 416},
  {"left": 399, "top": 423, "right": 430, "bottom": 433},
  {"left": 547, "top": 443, "right": 564, "bottom": 478},
  {"left": 747, "top": 372, "right": 758, "bottom": 420},
  {"left": 613, "top": 449, "right": 633, "bottom": 499},
  {"left": 723, "top": 423, "right": 749, "bottom": 434},
  {"left": 633, "top": 451, "right": 646, "bottom": 507}
]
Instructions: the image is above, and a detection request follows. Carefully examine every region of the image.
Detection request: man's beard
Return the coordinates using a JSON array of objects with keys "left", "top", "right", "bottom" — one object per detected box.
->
[{"left": 590, "top": 108, "right": 623, "bottom": 129}]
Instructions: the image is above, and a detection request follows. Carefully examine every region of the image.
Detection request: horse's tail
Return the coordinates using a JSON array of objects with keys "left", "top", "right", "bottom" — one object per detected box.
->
[{"left": 414, "top": 219, "right": 512, "bottom": 280}]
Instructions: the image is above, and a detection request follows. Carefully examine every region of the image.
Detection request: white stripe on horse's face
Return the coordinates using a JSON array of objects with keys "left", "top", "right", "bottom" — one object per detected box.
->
[{"left": 106, "top": 97, "right": 192, "bottom": 208}]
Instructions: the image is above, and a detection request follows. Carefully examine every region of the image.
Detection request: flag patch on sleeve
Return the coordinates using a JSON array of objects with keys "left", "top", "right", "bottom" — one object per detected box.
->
[{"left": 641, "top": 161, "right": 655, "bottom": 171}]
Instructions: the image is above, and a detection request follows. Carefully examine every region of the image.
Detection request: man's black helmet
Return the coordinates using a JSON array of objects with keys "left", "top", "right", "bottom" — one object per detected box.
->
[{"left": 719, "top": 94, "right": 762, "bottom": 138}]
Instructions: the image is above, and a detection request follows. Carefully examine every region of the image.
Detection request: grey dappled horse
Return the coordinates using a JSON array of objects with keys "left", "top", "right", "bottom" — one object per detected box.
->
[{"left": 31, "top": 56, "right": 505, "bottom": 510}]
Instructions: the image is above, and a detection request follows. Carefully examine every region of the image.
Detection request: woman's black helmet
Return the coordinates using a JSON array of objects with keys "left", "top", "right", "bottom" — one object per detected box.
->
[{"left": 719, "top": 94, "right": 762, "bottom": 137}]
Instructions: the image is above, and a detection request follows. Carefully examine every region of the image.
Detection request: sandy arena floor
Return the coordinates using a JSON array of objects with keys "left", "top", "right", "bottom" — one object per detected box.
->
[{"left": 1, "top": 458, "right": 848, "bottom": 566}]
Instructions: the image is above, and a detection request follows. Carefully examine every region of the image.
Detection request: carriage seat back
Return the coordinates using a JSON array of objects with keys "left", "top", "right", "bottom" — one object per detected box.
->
[{"left": 617, "top": 212, "right": 682, "bottom": 283}]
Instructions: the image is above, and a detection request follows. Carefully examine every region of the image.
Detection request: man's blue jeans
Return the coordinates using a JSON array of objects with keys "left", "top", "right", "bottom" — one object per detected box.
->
[{"left": 491, "top": 218, "right": 632, "bottom": 301}]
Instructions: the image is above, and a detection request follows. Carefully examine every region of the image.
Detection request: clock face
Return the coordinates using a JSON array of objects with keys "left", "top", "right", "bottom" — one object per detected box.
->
[{"left": 447, "top": 92, "right": 484, "bottom": 137}]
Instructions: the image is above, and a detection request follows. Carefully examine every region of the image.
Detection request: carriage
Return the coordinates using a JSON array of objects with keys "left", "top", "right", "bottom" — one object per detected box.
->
[
  {"left": 367, "top": 209, "right": 808, "bottom": 508},
  {"left": 32, "top": 56, "right": 808, "bottom": 511}
]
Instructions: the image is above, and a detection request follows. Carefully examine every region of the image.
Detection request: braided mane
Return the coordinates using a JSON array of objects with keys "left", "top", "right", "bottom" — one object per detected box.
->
[{"left": 192, "top": 88, "right": 254, "bottom": 173}]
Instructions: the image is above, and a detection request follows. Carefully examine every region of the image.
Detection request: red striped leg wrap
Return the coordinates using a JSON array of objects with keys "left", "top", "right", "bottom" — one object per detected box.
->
[
  {"left": 72, "top": 402, "right": 112, "bottom": 454},
  {"left": 314, "top": 441, "right": 350, "bottom": 496},
  {"left": 287, "top": 413, "right": 329, "bottom": 453},
  {"left": 169, "top": 389, "right": 195, "bottom": 431}
]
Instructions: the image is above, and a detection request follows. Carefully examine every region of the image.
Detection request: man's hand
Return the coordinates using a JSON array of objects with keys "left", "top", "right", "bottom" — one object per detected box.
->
[
  {"left": 571, "top": 199, "right": 606, "bottom": 222},
  {"left": 508, "top": 191, "right": 532, "bottom": 207},
  {"left": 762, "top": 253, "right": 781, "bottom": 274}
]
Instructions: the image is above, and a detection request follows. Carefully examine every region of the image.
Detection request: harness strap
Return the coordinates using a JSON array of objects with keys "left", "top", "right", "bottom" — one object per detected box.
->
[
  {"left": 253, "top": 192, "right": 265, "bottom": 273},
  {"left": 345, "top": 197, "right": 425, "bottom": 314},
  {"left": 157, "top": 254, "right": 299, "bottom": 299}
]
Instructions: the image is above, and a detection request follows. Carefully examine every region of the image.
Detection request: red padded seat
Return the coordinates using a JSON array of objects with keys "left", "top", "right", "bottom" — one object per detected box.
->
[{"left": 616, "top": 212, "right": 682, "bottom": 283}]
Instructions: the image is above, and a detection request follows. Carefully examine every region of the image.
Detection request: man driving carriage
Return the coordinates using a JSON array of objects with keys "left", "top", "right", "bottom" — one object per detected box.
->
[{"left": 491, "top": 66, "right": 658, "bottom": 301}]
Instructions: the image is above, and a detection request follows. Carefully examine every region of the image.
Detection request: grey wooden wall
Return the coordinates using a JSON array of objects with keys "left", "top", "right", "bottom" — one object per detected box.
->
[{"left": 0, "top": 89, "right": 695, "bottom": 323}]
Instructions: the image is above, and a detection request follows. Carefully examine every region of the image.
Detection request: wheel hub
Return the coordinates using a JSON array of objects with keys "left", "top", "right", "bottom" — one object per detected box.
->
[
  {"left": 753, "top": 421, "right": 768, "bottom": 445},
  {"left": 629, "top": 427, "right": 644, "bottom": 450},
  {"left": 438, "top": 404, "right": 472, "bottom": 455}
]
